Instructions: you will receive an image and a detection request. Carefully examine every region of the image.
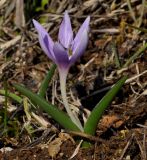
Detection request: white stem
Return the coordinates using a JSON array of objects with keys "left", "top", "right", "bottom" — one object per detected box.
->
[{"left": 59, "top": 69, "right": 83, "bottom": 131}]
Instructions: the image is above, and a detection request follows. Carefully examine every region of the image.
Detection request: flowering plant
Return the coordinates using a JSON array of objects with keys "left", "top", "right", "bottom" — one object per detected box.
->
[
  {"left": 33, "top": 11, "right": 90, "bottom": 130},
  {"left": 13, "top": 11, "right": 127, "bottom": 147}
]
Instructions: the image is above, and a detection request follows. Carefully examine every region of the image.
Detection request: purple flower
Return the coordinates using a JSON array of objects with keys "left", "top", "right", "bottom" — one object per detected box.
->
[
  {"left": 33, "top": 11, "right": 90, "bottom": 130},
  {"left": 33, "top": 11, "right": 90, "bottom": 71}
]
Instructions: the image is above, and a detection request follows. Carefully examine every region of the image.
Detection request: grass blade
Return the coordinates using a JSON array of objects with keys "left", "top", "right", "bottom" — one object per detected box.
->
[
  {"left": 126, "top": 23, "right": 147, "bottom": 33},
  {"left": 123, "top": 43, "right": 147, "bottom": 68},
  {"left": 126, "top": 0, "right": 136, "bottom": 23},
  {"left": 83, "top": 76, "right": 127, "bottom": 147},
  {"left": 13, "top": 84, "right": 80, "bottom": 131},
  {"left": 0, "top": 89, "right": 22, "bottom": 103},
  {"left": 111, "top": 42, "right": 121, "bottom": 68},
  {"left": 38, "top": 64, "right": 56, "bottom": 98}
]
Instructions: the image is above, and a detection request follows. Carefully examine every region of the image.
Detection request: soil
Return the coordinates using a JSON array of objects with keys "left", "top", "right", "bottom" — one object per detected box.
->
[{"left": 0, "top": 0, "right": 147, "bottom": 160}]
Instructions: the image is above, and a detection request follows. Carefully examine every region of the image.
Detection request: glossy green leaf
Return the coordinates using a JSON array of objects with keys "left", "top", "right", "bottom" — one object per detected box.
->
[
  {"left": 13, "top": 84, "right": 80, "bottom": 132},
  {"left": 83, "top": 76, "right": 127, "bottom": 147}
]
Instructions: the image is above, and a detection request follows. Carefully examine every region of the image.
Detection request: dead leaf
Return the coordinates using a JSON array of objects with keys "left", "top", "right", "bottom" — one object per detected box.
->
[
  {"left": 48, "top": 133, "right": 75, "bottom": 158},
  {"left": 99, "top": 115, "right": 124, "bottom": 130},
  {"left": 142, "top": 89, "right": 147, "bottom": 95},
  {"left": 59, "top": 132, "right": 75, "bottom": 143},
  {"left": 15, "top": 0, "right": 25, "bottom": 28},
  {"left": 95, "top": 36, "right": 112, "bottom": 49},
  {"left": 48, "top": 138, "right": 63, "bottom": 158}
]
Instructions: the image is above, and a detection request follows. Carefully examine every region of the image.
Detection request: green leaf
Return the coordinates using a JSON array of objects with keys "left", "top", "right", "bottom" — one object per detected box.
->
[
  {"left": 13, "top": 84, "right": 80, "bottom": 132},
  {"left": 38, "top": 64, "right": 56, "bottom": 98},
  {"left": 123, "top": 43, "right": 147, "bottom": 68},
  {"left": 0, "top": 89, "right": 22, "bottom": 103},
  {"left": 83, "top": 76, "right": 127, "bottom": 147}
]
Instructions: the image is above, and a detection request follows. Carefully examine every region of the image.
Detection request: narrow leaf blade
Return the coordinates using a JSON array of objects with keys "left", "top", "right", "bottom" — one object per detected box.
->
[
  {"left": 84, "top": 76, "right": 127, "bottom": 135},
  {"left": 13, "top": 84, "right": 80, "bottom": 131},
  {"left": 82, "top": 76, "right": 127, "bottom": 147},
  {"left": 0, "top": 89, "right": 22, "bottom": 103}
]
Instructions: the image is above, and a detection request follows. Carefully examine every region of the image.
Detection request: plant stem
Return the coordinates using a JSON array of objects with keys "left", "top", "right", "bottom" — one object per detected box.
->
[
  {"left": 59, "top": 69, "right": 83, "bottom": 131},
  {"left": 126, "top": 0, "right": 136, "bottom": 23}
]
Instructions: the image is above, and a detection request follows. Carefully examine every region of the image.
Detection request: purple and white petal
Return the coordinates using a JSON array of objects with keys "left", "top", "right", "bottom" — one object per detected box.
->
[
  {"left": 70, "top": 30, "right": 88, "bottom": 65},
  {"left": 43, "top": 35, "right": 56, "bottom": 60},
  {"left": 53, "top": 42, "right": 70, "bottom": 69},
  {"left": 33, "top": 19, "right": 54, "bottom": 48},
  {"left": 58, "top": 11, "right": 73, "bottom": 49},
  {"left": 33, "top": 19, "right": 54, "bottom": 60},
  {"left": 72, "top": 16, "right": 90, "bottom": 49}
]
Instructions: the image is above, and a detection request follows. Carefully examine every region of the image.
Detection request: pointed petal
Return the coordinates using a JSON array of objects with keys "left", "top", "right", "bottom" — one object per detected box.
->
[
  {"left": 72, "top": 16, "right": 90, "bottom": 49},
  {"left": 58, "top": 11, "right": 73, "bottom": 48},
  {"left": 70, "top": 16, "right": 90, "bottom": 65},
  {"left": 53, "top": 42, "right": 69, "bottom": 69},
  {"left": 33, "top": 19, "right": 54, "bottom": 60},
  {"left": 70, "top": 29, "right": 88, "bottom": 65}
]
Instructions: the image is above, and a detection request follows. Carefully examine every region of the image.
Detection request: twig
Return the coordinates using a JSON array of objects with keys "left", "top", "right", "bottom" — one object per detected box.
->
[
  {"left": 135, "top": 132, "right": 146, "bottom": 160},
  {"left": 0, "top": 35, "right": 21, "bottom": 53},
  {"left": 118, "top": 134, "right": 134, "bottom": 160},
  {"left": 67, "top": 130, "right": 104, "bottom": 142}
]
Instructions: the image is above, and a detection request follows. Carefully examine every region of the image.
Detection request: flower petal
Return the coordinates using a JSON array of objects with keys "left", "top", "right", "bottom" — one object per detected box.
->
[
  {"left": 72, "top": 16, "right": 90, "bottom": 50},
  {"left": 58, "top": 11, "right": 73, "bottom": 49},
  {"left": 33, "top": 19, "right": 54, "bottom": 60},
  {"left": 70, "top": 29, "right": 88, "bottom": 65},
  {"left": 53, "top": 42, "right": 69, "bottom": 69}
]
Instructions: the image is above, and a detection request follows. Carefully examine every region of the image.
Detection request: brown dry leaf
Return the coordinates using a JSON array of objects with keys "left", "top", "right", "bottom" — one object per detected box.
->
[
  {"left": 48, "top": 133, "right": 75, "bottom": 158},
  {"left": 4, "top": 137, "right": 18, "bottom": 146},
  {"left": 48, "top": 137, "right": 63, "bottom": 158},
  {"left": 95, "top": 36, "right": 112, "bottom": 49},
  {"left": 95, "top": 39, "right": 106, "bottom": 48},
  {"left": 142, "top": 89, "right": 147, "bottom": 95},
  {"left": 15, "top": 0, "right": 25, "bottom": 28},
  {"left": 59, "top": 132, "right": 75, "bottom": 143},
  {"left": 99, "top": 115, "right": 124, "bottom": 130}
]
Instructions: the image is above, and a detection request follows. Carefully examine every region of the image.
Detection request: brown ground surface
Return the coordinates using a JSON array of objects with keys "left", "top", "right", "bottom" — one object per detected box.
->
[{"left": 0, "top": 0, "right": 147, "bottom": 160}]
